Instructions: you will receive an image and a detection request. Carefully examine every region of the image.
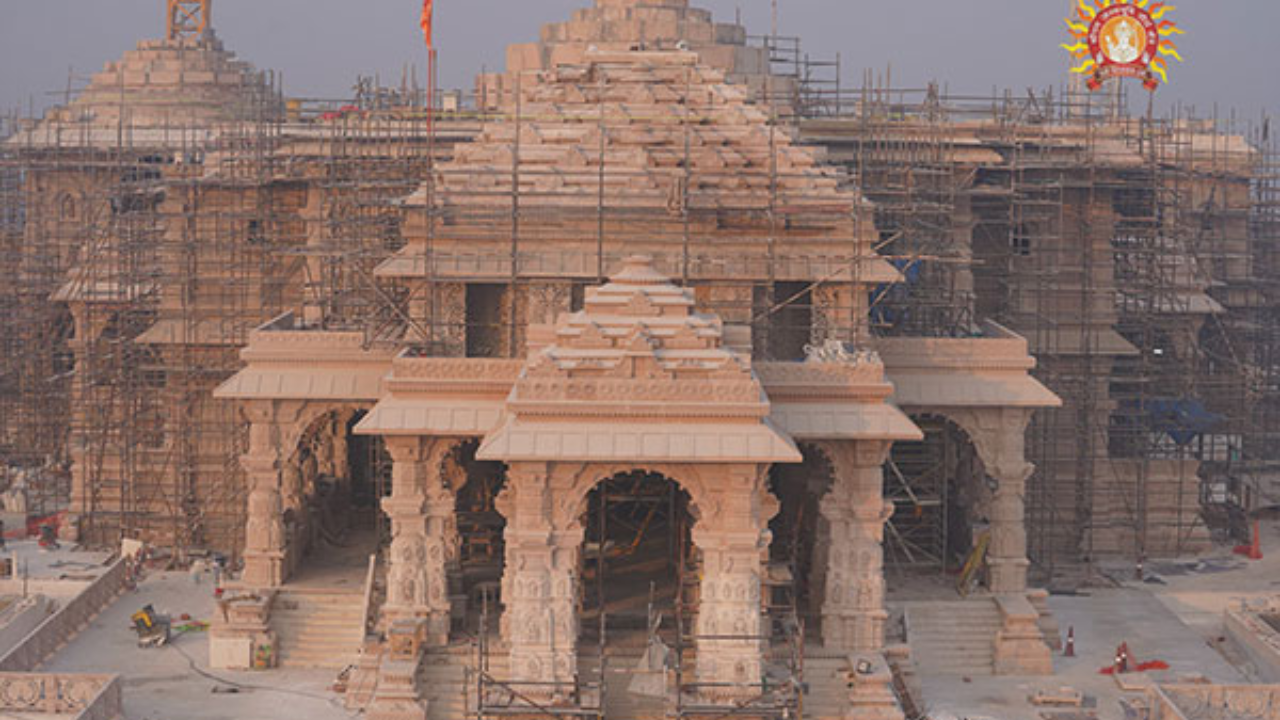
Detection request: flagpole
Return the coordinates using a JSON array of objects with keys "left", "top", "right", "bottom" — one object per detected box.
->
[{"left": 423, "top": 0, "right": 437, "bottom": 351}]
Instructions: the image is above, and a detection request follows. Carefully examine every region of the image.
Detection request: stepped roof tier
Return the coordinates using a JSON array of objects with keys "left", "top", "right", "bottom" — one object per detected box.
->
[
  {"left": 8, "top": 32, "right": 278, "bottom": 150},
  {"left": 479, "top": 0, "right": 788, "bottom": 110},
  {"left": 387, "top": 49, "right": 896, "bottom": 286}
]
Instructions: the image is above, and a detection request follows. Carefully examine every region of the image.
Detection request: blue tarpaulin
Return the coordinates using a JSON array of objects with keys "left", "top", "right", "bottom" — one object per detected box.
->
[{"left": 1137, "top": 397, "right": 1224, "bottom": 446}]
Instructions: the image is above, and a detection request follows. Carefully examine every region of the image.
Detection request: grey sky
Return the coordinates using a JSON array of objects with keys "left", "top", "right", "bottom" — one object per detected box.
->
[{"left": 2, "top": 1, "right": 1276, "bottom": 126}]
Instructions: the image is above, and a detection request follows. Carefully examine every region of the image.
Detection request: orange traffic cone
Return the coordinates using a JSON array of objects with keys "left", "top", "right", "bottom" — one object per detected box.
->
[
  {"left": 1235, "top": 520, "right": 1264, "bottom": 561},
  {"left": 1064, "top": 627, "right": 1075, "bottom": 657},
  {"left": 1114, "top": 642, "right": 1130, "bottom": 674},
  {"left": 1248, "top": 520, "right": 1264, "bottom": 560}
]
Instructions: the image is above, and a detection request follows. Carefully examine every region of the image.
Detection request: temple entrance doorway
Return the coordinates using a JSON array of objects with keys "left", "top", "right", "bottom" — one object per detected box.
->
[
  {"left": 287, "top": 409, "right": 389, "bottom": 590},
  {"left": 580, "top": 471, "right": 694, "bottom": 646},
  {"left": 883, "top": 415, "right": 988, "bottom": 596},
  {"left": 767, "top": 444, "right": 834, "bottom": 640},
  {"left": 450, "top": 440, "right": 507, "bottom": 636}
]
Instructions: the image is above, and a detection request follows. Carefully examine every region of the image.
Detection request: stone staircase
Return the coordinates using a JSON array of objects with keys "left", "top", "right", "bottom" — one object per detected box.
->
[
  {"left": 271, "top": 589, "right": 365, "bottom": 669},
  {"left": 586, "top": 647, "right": 665, "bottom": 720},
  {"left": 798, "top": 653, "right": 853, "bottom": 719},
  {"left": 903, "top": 598, "right": 1002, "bottom": 676},
  {"left": 421, "top": 645, "right": 478, "bottom": 720},
  {"left": 413, "top": 643, "right": 870, "bottom": 719}
]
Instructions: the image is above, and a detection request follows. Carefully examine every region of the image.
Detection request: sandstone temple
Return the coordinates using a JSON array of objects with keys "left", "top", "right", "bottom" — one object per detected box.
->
[{"left": 0, "top": 0, "right": 1277, "bottom": 718}]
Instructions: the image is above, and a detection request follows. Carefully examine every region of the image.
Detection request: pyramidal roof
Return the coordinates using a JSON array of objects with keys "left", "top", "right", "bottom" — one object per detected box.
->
[
  {"left": 391, "top": 47, "right": 895, "bottom": 284},
  {"left": 12, "top": 28, "right": 277, "bottom": 149}
]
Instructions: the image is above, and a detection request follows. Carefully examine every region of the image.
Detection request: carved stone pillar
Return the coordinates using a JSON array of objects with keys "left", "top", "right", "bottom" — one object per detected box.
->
[
  {"left": 242, "top": 402, "right": 291, "bottom": 589},
  {"left": 692, "top": 465, "right": 776, "bottom": 701},
  {"left": 988, "top": 463, "right": 1033, "bottom": 595},
  {"left": 952, "top": 408, "right": 1035, "bottom": 596},
  {"left": 495, "top": 462, "right": 580, "bottom": 701},
  {"left": 819, "top": 441, "right": 893, "bottom": 653},
  {"left": 381, "top": 437, "right": 454, "bottom": 643}
]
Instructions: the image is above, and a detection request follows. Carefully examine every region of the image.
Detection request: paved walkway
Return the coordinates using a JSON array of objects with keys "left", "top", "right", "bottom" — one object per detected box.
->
[{"left": 39, "top": 571, "right": 357, "bottom": 720}]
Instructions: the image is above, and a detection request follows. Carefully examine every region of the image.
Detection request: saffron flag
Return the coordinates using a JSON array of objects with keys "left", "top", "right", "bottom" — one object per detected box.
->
[{"left": 420, "top": 0, "right": 434, "bottom": 48}]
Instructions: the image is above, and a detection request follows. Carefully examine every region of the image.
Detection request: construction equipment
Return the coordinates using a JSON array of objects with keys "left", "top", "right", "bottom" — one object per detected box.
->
[
  {"left": 130, "top": 604, "right": 171, "bottom": 648},
  {"left": 956, "top": 529, "right": 990, "bottom": 596}
]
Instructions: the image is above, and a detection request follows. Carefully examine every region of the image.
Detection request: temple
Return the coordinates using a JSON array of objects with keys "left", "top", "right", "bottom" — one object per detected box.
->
[{"left": 1, "top": 0, "right": 1277, "bottom": 718}]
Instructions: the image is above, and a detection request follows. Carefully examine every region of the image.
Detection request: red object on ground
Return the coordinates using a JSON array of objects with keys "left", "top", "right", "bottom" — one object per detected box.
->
[
  {"left": 1100, "top": 660, "right": 1170, "bottom": 675},
  {"left": 1234, "top": 520, "right": 1263, "bottom": 560},
  {"left": 1114, "top": 642, "right": 1130, "bottom": 673},
  {"left": 1064, "top": 626, "right": 1076, "bottom": 657},
  {"left": 24, "top": 512, "right": 65, "bottom": 539}
]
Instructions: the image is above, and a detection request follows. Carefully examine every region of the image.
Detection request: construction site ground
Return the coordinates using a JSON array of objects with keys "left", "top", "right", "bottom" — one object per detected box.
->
[
  {"left": 917, "top": 517, "right": 1280, "bottom": 720},
  {"left": 38, "top": 570, "right": 354, "bottom": 720},
  {"left": 0, "top": 517, "right": 1270, "bottom": 719}
]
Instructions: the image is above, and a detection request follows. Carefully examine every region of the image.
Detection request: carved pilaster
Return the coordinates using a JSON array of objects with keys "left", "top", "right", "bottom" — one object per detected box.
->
[
  {"left": 691, "top": 465, "right": 775, "bottom": 701},
  {"left": 498, "top": 462, "right": 580, "bottom": 701},
  {"left": 947, "top": 408, "right": 1035, "bottom": 595},
  {"left": 819, "top": 441, "right": 893, "bottom": 653},
  {"left": 242, "top": 402, "right": 293, "bottom": 589},
  {"left": 381, "top": 437, "right": 455, "bottom": 643}
]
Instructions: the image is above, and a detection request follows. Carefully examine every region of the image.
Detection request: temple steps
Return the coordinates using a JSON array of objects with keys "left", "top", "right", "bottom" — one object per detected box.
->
[
  {"left": 903, "top": 599, "right": 1002, "bottom": 676},
  {"left": 798, "top": 655, "right": 854, "bottom": 719},
  {"left": 421, "top": 647, "right": 476, "bottom": 720},
  {"left": 416, "top": 642, "right": 862, "bottom": 718},
  {"left": 271, "top": 589, "right": 365, "bottom": 669}
]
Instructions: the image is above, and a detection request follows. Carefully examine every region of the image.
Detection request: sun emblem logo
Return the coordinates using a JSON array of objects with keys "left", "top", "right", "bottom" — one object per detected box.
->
[{"left": 1063, "top": 0, "right": 1184, "bottom": 92}]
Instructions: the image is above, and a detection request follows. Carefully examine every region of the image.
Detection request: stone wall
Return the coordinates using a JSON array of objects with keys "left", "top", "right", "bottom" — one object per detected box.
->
[
  {"left": 0, "top": 673, "right": 121, "bottom": 719},
  {"left": 1152, "top": 684, "right": 1280, "bottom": 720},
  {"left": 0, "top": 559, "right": 127, "bottom": 672},
  {"left": 1225, "top": 602, "right": 1280, "bottom": 683}
]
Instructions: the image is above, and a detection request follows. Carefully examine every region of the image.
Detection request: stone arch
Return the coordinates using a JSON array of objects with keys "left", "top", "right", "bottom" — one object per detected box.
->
[
  {"left": 556, "top": 462, "right": 714, "bottom": 534},
  {"left": 281, "top": 401, "right": 367, "bottom": 462},
  {"left": 883, "top": 413, "right": 989, "bottom": 572},
  {"left": 905, "top": 407, "right": 1036, "bottom": 594},
  {"left": 924, "top": 407, "right": 1035, "bottom": 484},
  {"left": 575, "top": 468, "right": 698, "bottom": 627},
  {"left": 768, "top": 442, "right": 835, "bottom": 626}
]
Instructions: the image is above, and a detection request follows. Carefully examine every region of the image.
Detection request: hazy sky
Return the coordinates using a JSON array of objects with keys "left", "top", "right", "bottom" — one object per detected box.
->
[{"left": 2, "top": 1, "right": 1276, "bottom": 126}]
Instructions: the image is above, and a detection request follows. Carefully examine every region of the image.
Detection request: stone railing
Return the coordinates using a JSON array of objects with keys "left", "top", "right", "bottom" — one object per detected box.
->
[
  {"left": 0, "top": 673, "right": 121, "bottom": 719},
  {"left": 0, "top": 558, "right": 128, "bottom": 672},
  {"left": 1224, "top": 600, "right": 1280, "bottom": 683},
  {"left": 1151, "top": 684, "right": 1280, "bottom": 720}
]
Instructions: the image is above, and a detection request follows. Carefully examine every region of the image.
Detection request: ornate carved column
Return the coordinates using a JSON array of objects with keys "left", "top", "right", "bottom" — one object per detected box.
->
[
  {"left": 495, "top": 462, "right": 580, "bottom": 701},
  {"left": 819, "top": 440, "right": 893, "bottom": 653},
  {"left": 242, "top": 401, "right": 292, "bottom": 588},
  {"left": 946, "top": 408, "right": 1051, "bottom": 675},
  {"left": 381, "top": 437, "right": 454, "bottom": 643},
  {"left": 691, "top": 465, "right": 776, "bottom": 701},
  {"left": 953, "top": 408, "right": 1035, "bottom": 595}
]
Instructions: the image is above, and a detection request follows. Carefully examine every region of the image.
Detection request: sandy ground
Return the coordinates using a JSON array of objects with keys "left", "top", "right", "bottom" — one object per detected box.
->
[{"left": 39, "top": 571, "right": 357, "bottom": 720}]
